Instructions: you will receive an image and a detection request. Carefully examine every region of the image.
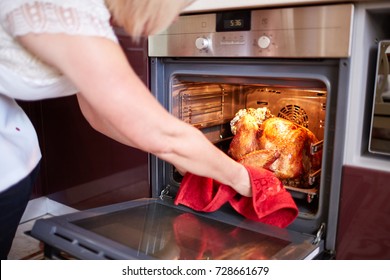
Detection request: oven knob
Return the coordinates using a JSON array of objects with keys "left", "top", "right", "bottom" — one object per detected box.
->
[
  {"left": 258, "top": 35, "right": 271, "bottom": 49},
  {"left": 195, "top": 37, "right": 210, "bottom": 50}
]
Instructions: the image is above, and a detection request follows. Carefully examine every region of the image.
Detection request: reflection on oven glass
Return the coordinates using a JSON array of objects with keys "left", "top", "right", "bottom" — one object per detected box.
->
[
  {"left": 370, "top": 41, "right": 390, "bottom": 155},
  {"left": 73, "top": 202, "right": 290, "bottom": 260},
  {"left": 172, "top": 212, "right": 289, "bottom": 260}
]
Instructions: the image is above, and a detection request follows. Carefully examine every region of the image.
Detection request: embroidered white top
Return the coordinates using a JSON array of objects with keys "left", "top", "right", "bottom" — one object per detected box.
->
[{"left": 0, "top": 0, "right": 118, "bottom": 192}]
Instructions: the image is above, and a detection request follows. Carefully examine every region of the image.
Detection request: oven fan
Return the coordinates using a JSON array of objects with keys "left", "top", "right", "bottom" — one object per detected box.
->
[{"left": 277, "top": 105, "right": 309, "bottom": 128}]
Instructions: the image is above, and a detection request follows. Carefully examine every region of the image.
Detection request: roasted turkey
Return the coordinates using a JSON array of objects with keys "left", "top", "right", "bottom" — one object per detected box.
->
[
  {"left": 228, "top": 108, "right": 322, "bottom": 188},
  {"left": 238, "top": 149, "right": 281, "bottom": 171},
  {"left": 229, "top": 108, "right": 273, "bottom": 160}
]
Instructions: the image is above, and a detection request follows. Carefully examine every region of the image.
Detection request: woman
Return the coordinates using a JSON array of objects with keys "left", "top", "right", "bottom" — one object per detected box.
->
[{"left": 0, "top": 0, "right": 252, "bottom": 259}]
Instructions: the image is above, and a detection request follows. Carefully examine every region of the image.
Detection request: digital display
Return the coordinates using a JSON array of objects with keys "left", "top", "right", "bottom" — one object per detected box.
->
[
  {"left": 224, "top": 19, "right": 244, "bottom": 29},
  {"left": 216, "top": 10, "right": 251, "bottom": 32}
]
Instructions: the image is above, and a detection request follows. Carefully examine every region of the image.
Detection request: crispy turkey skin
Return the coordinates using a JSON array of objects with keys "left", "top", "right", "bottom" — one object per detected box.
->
[{"left": 229, "top": 109, "right": 322, "bottom": 188}]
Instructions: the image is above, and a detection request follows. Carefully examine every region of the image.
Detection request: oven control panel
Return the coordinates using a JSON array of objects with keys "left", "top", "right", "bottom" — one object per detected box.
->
[{"left": 149, "top": 4, "right": 353, "bottom": 58}]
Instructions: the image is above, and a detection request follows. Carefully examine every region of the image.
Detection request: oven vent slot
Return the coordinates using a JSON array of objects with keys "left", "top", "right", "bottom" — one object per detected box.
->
[
  {"left": 52, "top": 231, "right": 110, "bottom": 259},
  {"left": 53, "top": 231, "right": 73, "bottom": 243},
  {"left": 78, "top": 242, "right": 101, "bottom": 256}
]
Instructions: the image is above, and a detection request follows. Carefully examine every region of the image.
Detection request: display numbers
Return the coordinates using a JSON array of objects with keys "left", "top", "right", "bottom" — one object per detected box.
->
[
  {"left": 224, "top": 19, "right": 244, "bottom": 29},
  {"left": 229, "top": 19, "right": 243, "bottom": 27},
  {"left": 216, "top": 10, "right": 251, "bottom": 32}
]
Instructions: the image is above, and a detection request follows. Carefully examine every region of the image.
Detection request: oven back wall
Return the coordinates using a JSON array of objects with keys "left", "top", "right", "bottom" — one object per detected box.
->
[{"left": 336, "top": 165, "right": 390, "bottom": 259}]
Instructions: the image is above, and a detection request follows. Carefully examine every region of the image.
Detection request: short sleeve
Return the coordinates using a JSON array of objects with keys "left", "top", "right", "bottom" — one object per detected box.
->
[{"left": 0, "top": 0, "right": 117, "bottom": 42}]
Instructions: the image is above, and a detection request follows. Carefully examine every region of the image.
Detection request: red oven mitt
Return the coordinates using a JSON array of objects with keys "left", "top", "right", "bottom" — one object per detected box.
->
[
  {"left": 229, "top": 166, "right": 299, "bottom": 228},
  {"left": 174, "top": 172, "right": 237, "bottom": 212},
  {"left": 174, "top": 165, "right": 298, "bottom": 228}
]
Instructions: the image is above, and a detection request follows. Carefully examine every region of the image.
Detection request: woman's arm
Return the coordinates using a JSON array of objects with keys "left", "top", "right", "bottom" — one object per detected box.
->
[{"left": 18, "top": 33, "right": 251, "bottom": 196}]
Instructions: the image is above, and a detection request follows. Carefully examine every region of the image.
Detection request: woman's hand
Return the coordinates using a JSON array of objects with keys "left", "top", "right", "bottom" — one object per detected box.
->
[{"left": 232, "top": 164, "right": 252, "bottom": 197}]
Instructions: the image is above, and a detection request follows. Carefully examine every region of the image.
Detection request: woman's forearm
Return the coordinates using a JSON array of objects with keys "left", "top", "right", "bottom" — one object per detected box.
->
[
  {"left": 151, "top": 121, "right": 252, "bottom": 197},
  {"left": 78, "top": 91, "right": 252, "bottom": 197},
  {"left": 18, "top": 33, "right": 252, "bottom": 196}
]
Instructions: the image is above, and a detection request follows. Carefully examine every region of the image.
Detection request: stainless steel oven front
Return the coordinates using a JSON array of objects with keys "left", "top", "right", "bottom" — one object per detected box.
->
[
  {"left": 148, "top": 4, "right": 353, "bottom": 256},
  {"left": 30, "top": 4, "right": 353, "bottom": 260}
]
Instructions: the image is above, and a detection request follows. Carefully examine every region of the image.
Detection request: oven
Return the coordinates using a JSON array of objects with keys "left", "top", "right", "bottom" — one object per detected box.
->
[{"left": 30, "top": 4, "right": 353, "bottom": 260}]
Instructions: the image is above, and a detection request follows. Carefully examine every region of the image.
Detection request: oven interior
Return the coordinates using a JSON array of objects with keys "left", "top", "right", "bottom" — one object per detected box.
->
[{"left": 164, "top": 74, "right": 327, "bottom": 219}]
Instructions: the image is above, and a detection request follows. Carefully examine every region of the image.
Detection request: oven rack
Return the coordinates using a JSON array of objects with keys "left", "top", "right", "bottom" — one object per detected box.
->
[{"left": 284, "top": 185, "right": 318, "bottom": 203}]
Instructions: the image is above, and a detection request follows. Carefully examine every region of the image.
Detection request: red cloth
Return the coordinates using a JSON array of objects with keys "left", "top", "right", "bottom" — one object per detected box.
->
[{"left": 174, "top": 166, "right": 298, "bottom": 228}]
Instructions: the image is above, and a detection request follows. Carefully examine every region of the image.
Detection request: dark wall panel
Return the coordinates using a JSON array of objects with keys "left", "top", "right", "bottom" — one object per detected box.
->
[{"left": 336, "top": 165, "right": 390, "bottom": 259}]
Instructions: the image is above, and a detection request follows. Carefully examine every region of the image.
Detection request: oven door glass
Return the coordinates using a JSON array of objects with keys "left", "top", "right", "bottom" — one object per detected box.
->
[{"left": 31, "top": 199, "right": 321, "bottom": 260}]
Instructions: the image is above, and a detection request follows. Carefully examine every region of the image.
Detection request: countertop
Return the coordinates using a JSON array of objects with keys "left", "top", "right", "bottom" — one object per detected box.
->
[{"left": 184, "top": 0, "right": 369, "bottom": 13}]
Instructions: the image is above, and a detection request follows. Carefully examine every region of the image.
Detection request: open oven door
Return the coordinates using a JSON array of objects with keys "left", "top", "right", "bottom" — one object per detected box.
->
[{"left": 30, "top": 197, "right": 323, "bottom": 260}]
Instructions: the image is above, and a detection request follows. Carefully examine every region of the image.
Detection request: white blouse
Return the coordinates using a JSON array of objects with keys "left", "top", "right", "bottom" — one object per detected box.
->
[{"left": 0, "top": 0, "right": 118, "bottom": 192}]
